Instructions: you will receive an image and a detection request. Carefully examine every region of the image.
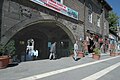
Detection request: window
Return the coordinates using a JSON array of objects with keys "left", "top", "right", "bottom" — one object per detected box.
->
[
  {"left": 88, "top": 4, "right": 92, "bottom": 23},
  {"left": 97, "top": 16, "right": 100, "bottom": 27},
  {"left": 104, "top": 22, "right": 106, "bottom": 29},
  {"left": 55, "top": 0, "right": 63, "bottom": 4}
]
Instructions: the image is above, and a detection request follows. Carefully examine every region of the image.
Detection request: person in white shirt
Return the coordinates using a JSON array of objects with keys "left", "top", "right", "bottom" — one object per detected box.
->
[
  {"left": 33, "top": 50, "right": 38, "bottom": 59},
  {"left": 73, "top": 41, "right": 79, "bottom": 61}
]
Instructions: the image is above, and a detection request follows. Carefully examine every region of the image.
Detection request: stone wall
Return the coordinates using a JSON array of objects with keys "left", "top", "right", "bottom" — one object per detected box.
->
[{"left": 1, "top": 0, "right": 110, "bottom": 45}]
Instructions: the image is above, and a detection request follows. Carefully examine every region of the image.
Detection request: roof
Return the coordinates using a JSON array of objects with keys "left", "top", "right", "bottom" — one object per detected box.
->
[{"left": 98, "top": 0, "right": 112, "bottom": 11}]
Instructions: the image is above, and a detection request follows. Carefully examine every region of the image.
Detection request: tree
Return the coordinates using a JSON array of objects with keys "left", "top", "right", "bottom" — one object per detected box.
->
[{"left": 108, "top": 11, "right": 119, "bottom": 32}]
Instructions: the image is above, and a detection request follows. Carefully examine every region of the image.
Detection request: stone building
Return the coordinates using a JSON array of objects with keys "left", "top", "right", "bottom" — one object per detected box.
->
[{"left": 0, "top": 0, "right": 112, "bottom": 59}]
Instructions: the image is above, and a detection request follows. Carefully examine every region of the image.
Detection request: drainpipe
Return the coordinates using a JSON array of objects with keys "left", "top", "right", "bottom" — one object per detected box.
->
[
  {"left": 84, "top": 0, "right": 86, "bottom": 40},
  {"left": 101, "top": 0, "right": 105, "bottom": 40},
  {"left": 101, "top": 9, "right": 104, "bottom": 39},
  {"left": 0, "top": 0, "right": 4, "bottom": 42}
]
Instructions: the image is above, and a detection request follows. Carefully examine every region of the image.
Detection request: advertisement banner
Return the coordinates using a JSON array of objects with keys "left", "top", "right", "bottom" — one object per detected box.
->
[{"left": 30, "top": 0, "right": 78, "bottom": 20}]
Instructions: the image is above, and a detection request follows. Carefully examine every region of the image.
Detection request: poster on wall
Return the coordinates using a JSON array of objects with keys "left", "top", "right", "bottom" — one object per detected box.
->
[{"left": 30, "top": 0, "right": 79, "bottom": 20}]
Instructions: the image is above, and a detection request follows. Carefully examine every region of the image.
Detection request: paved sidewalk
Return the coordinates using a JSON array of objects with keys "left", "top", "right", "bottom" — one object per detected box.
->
[
  {"left": 0, "top": 54, "right": 115, "bottom": 80},
  {"left": 86, "top": 52, "right": 109, "bottom": 57}
]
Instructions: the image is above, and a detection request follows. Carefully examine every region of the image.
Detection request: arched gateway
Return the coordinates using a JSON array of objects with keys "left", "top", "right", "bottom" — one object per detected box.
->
[
  {"left": 1, "top": 0, "right": 84, "bottom": 61},
  {"left": 2, "top": 20, "right": 75, "bottom": 60}
]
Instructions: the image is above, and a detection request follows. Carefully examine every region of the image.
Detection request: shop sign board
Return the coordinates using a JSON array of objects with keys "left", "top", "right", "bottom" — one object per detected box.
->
[{"left": 30, "top": 0, "right": 78, "bottom": 20}]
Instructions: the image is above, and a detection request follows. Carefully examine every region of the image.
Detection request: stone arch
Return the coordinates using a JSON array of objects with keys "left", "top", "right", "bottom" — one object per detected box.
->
[{"left": 1, "top": 18, "right": 75, "bottom": 45}]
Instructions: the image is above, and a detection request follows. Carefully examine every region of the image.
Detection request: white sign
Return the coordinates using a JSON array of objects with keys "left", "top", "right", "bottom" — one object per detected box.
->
[{"left": 30, "top": 0, "right": 79, "bottom": 20}]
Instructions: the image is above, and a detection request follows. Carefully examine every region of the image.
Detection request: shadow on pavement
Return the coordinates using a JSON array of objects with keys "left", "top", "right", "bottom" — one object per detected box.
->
[{"left": 7, "top": 62, "right": 19, "bottom": 67}]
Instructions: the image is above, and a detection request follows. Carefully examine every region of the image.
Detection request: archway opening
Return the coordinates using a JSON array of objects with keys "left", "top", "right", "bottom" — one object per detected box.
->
[{"left": 12, "top": 21, "right": 73, "bottom": 61}]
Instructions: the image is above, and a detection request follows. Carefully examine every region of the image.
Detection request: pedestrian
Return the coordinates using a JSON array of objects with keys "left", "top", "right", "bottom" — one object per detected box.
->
[
  {"left": 33, "top": 50, "right": 38, "bottom": 60},
  {"left": 73, "top": 41, "right": 79, "bottom": 61},
  {"left": 88, "top": 33, "right": 95, "bottom": 53},
  {"left": 49, "top": 42, "right": 57, "bottom": 60}
]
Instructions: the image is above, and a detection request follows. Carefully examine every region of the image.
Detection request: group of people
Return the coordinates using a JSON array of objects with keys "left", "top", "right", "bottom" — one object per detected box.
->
[
  {"left": 85, "top": 32, "right": 109, "bottom": 54},
  {"left": 49, "top": 41, "right": 79, "bottom": 61},
  {"left": 25, "top": 34, "right": 103, "bottom": 61},
  {"left": 72, "top": 33, "right": 97, "bottom": 61},
  {"left": 25, "top": 35, "right": 104, "bottom": 61}
]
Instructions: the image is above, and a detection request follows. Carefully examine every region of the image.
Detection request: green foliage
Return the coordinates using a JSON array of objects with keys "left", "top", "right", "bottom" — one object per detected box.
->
[
  {"left": 93, "top": 48, "right": 100, "bottom": 55},
  {"left": 108, "top": 11, "right": 119, "bottom": 32},
  {"left": 0, "top": 40, "right": 15, "bottom": 56},
  {"left": 5, "top": 40, "right": 16, "bottom": 56},
  {"left": 0, "top": 44, "right": 5, "bottom": 56}
]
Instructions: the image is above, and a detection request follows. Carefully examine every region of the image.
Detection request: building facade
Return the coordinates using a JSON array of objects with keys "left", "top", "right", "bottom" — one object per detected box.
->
[{"left": 0, "top": 0, "right": 112, "bottom": 59}]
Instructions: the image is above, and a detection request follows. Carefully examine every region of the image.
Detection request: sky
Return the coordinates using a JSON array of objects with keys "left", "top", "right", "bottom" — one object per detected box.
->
[
  {"left": 107, "top": 0, "right": 120, "bottom": 25},
  {"left": 106, "top": 0, "right": 120, "bottom": 24}
]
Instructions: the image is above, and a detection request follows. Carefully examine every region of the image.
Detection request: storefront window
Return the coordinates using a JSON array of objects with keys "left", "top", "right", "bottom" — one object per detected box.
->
[{"left": 48, "top": 42, "right": 52, "bottom": 48}]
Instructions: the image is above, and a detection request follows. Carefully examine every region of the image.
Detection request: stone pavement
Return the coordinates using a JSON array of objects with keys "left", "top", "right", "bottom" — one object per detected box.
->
[{"left": 0, "top": 53, "right": 115, "bottom": 80}]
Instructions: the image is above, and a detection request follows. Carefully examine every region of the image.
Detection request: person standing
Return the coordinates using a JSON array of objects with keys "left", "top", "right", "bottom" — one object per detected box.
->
[
  {"left": 73, "top": 41, "right": 79, "bottom": 61},
  {"left": 49, "top": 42, "right": 57, "bottom": 60},
  {"left": 88, "top": 33, "right": 95, "bottom": 53}
]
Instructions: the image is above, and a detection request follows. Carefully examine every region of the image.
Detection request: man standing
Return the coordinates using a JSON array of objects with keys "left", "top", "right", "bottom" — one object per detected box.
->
[
  {"left": 49, "top": 42, "right": 57, "bottom": 60},
  {"left": 73, "top": 41, "right": 79, "bottom": 61}
]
